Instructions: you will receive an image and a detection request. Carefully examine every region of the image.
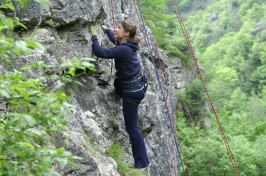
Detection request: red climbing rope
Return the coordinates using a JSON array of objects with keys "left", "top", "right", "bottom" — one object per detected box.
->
[
  {"left": 152, "top": 24, "right": 217, "bottom": 175},
  {"left": 170, "top": 0, "right": 241, "bottom": 175},
  {"left": 110, "top": 0, "right": 116, "bottom": 74},
  {"left": 138, "top": 5, "right": 189, "bottom": 174},
  {"left": 132, "top": 0, "right": 188, "bottom": 175}
]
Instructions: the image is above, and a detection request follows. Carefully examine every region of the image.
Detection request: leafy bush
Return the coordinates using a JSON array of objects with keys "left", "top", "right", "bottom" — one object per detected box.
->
[{"left": 0, "top": 0, "right": 95, "bottom": 175}]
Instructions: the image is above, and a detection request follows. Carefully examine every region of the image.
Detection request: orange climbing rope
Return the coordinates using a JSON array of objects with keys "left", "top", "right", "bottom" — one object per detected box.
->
[
  {"left": 170, "top": 0, "right": 241, "bottom": 175},
  {"left": 110, "top": 0, "right": 116, "bottom": 74},
  {"left": 153, "top": 29, "right": 217, "bottom": 175},
  {"left": 138, "top": 4, "right": 190, "bottom": 175},
  {"left": 132, "top": 0, "right": 188, "bottom": 175}
]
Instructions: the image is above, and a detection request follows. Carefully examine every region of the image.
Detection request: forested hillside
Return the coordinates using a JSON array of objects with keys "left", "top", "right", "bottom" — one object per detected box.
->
[{"left": 141, "top": 0, "right": 266, "bottom": 175}]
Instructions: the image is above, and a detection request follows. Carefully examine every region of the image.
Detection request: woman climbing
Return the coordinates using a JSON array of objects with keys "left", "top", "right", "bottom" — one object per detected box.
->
[{"left": 91, "top": 20, "right": 150, "bottom": 170}]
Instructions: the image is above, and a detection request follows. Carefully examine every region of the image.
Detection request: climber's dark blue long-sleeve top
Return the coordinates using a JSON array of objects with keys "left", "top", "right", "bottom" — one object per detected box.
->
[{"left": 91, "top": 29, "right": 141, "bottom": 80}]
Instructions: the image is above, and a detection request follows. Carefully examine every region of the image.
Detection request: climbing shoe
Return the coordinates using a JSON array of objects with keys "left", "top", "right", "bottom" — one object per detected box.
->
[{"left": 135, "top": 163, "right": 151, "bottom": 172}]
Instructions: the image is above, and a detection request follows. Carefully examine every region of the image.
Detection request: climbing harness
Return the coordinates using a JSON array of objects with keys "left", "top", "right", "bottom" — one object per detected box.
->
[
  {"left": 121, "top": 70, "right": 145, "bottom": 84},
  {"left": 113, "top": 68, "right": 148, "bottom": 105},
  {"left": 122, "top": 96, "right": 142, "bottom": 105},
  {"left": 122, "top": 70, "right": 147, "bottom": 93}
]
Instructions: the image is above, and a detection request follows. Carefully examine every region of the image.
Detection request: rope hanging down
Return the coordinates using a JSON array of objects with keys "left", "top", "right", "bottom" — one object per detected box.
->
[
  {"left": 110, "top": 0, "right": 116, "bottom": 73},
  {"left": 170, "top": 0, "right": 241, "bottom": 175},
  {"left": 133, "top": 0, "right": 187, "bottom": 175},
  {"left": 138, "top": 3, "right": 190, "bottom": 175},
  {"left": 141, "top": 4, "right": 215, "bottom": 174},
  {"left": 154, "top": 41, "right": 180, "bottom": 176}
]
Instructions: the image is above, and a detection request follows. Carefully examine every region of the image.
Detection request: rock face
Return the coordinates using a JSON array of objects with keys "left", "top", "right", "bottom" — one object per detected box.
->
[{"left": 14, "top": 0, "right": 196, "bottom": 175}]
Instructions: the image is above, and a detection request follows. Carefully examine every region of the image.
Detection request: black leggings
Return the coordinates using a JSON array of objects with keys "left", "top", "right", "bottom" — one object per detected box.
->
[{"left": 122, "top": 85, "right": 150, "bottom": 167}]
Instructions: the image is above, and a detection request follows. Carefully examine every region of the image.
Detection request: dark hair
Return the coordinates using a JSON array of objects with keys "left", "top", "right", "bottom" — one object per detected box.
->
[{"left": 121, "top": 20, "right": 141, "bottom": 45}]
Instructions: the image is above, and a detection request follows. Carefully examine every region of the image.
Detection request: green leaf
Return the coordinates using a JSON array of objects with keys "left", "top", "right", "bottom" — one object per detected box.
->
[
  {"left": 74, "top": 80, "right": 84, "bottom": 87},
  {"left": 26, "top": 41, "right": 45, "bottom": 50},
  {"left": 0, "top": 89, "right": 10, "bottom": 98},
  {"left": 68, "top": 160, "right": 81, "bottom": 169},
  {"left": 4, "top": 3, "right": 15, "bottom": 10},
  {"left": 21, "top": 142, "right": 35, "bottom": 149},
  {"left": 14, "top": 87, "right": 29, "bottom": 100},
  {"left": 20, "top": 65, "right": 32, "bottom": 71},
  {"left": 15, "top": 40, "right": 28, "bottom": 52},
  {"left": 0, "top": 26, "right": 6, "bottom": 30},
  {"left": 59, "top": 158, "right": 68, "bottom": 167},
  {"left": 17, "top": 21, "right": 27, "bottom": 29},
  {"left": 80, "top": 57, "right": 96, "bottom": 62},
  {"left": 23, "top": 82, "right": 38, "bottom": 89},
  {"left": 56, "top": 148, "right": 65, "bottom": 155},
  {"left": 56, "top": 92, "right": 69, "bottom": 100},
  {"left": 82, "top": 62, "right": 95, "bottom": 68},
  {"left": 6, "top": 17, "right": 14, "bottom": 30},
  {"left": 62, "top": 151, "right": 72, "bottom": 157},
  {"left": 35, "top": 0, "right": 49, "bottom": 5},
  {"left": 0, "top": 18, "right": 9, "bottom": 29},
  {"left": 22, "top": 114, "right": 36, "bottom": 126}
]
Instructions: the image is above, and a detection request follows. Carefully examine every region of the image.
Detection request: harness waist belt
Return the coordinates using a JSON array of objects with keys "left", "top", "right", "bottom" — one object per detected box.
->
[{"left": 121, "top": 71, "right": 143, "bottom": 84}]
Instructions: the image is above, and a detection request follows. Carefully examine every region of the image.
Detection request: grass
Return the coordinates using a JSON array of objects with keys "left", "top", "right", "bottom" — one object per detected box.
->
[{"left": 107, "top": 143, "right": 150, "bottom": 176}]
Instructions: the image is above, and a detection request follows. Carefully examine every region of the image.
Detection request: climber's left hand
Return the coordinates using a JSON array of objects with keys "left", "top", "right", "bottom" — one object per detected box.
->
[{"left": 91, "top": 26, "right": 96, "bottom": 36}]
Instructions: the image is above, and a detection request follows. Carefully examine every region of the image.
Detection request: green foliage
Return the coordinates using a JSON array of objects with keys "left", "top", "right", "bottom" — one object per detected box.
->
[
  {"left": 254, "top": 136, "right": 266, "bottom": 175},
  {"left": 247, "top": 42, "right": 266, "bottom": 93},
  {"left": 224, "top": 87, "right": 247, "bottom": 114},
  {"left": 178, "top": 0, "right": 193, "bottom": 12},
  {"left": 107, "top": 143, "right": 122, "bottom": 160},
  {"left": 231, "top": 0, "right": 241, "bottom": 7},
  {"left": 220, "top": 11, "right": 231, "bottom": 30},
  {"left": 0, "top": 0, "right": 95, "bottom": 175},
  {"left": 177, "top": 116, "right": 234, "bottom": 176},
  {"left": 183, "top": 79, "right": 208, "bottom": 120},
  {"left": 239, "top": 0, "right": 265, "bottom": 18},
  {"left": 175, "top": 0, "right": 266, "bottom": 175},
  {"left": 211, "top": 66, "right": 239, "bottom": 88},
  {"left": 9, "top": 0, "right": 49, "bottom": 6},
  {"left": 177, "top": 114, "right": 263, "bottom": 176},
  {"left": 139, "top": 0, "right": 193, "bottom": 66}
]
